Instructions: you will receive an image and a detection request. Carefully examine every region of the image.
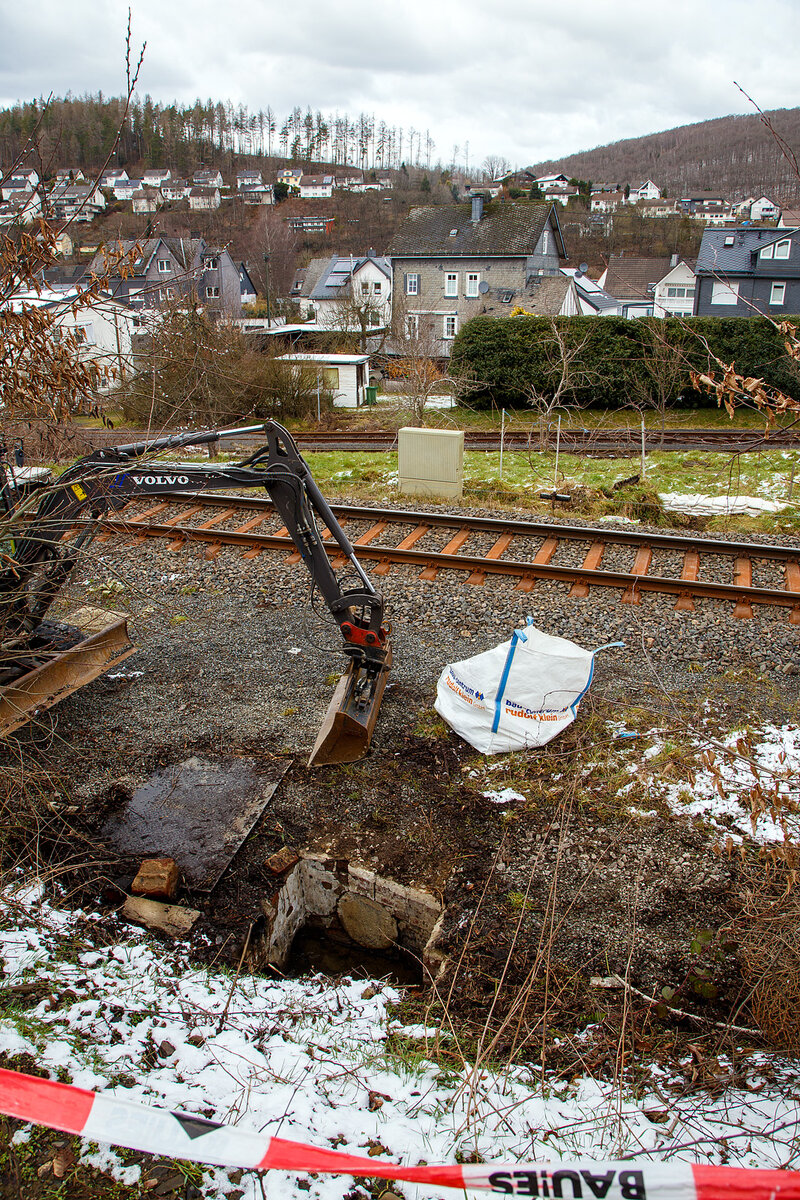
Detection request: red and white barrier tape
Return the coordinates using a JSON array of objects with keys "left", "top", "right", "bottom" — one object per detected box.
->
[{"left": 0, "top": 1066, "right": 798, "bottom": 1198}]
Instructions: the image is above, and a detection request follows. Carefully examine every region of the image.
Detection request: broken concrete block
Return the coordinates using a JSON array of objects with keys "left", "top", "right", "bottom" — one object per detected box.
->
[
  {"left": 337, "top": 892, "right": 397, "bottom": 950},
  {"left": 130, "top": 857, "right": 180, "bottom": 900},
  {"left": 122, "top": 895, "right": 200, "bottom": 938},
  {"left": 265, "top": 846, "right": 300, "bottom": 875}
]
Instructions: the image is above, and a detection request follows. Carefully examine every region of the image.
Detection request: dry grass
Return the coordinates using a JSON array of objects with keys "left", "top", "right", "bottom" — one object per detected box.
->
[{"left": 734, "top": 879, "right": 800, "bottom": 1049}]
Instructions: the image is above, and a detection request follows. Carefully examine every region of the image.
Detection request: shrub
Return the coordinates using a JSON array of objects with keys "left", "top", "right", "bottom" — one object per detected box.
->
[
  {"left": 449, "top": 313, "right": 800, "bottom": 411},
  {"left": 119, "top": 308, "right": 332, "bottom": 427}
]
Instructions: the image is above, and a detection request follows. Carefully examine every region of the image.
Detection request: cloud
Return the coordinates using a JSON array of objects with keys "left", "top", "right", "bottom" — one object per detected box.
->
[{"left": 0, "top": 0, "right": 798, "bottom": 168}]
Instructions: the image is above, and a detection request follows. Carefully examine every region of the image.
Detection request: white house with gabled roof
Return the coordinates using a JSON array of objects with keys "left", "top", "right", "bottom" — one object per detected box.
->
[
  {"left": 653, "top": 257, "right": 697, "bottom": 318},
  {"left": 630, "top": 180, "right": 662, "bottom": 203}
]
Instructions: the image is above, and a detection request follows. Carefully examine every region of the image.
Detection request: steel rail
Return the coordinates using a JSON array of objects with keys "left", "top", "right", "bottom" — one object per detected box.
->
[
  {"left": 151, "top": 492, "right": 800, "bottom": 561},
  {"left": 89, "top": 511, "right": 800, "bottom": 614}
]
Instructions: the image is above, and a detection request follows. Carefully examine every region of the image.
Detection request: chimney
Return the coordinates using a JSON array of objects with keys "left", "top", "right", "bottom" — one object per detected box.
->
[
  {"left": 670, "top": 252, "right": 678, "bottom": 267},
  {"left": 471, "top": 194, "right": 484, "bottom": 224}
]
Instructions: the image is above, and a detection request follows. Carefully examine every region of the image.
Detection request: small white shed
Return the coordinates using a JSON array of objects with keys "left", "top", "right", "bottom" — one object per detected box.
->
[{"left": 277, "top": 353, "right": 371, "bottom": 408}]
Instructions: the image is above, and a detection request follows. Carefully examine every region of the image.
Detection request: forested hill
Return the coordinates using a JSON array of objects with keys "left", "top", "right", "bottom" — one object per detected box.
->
[
  {"left": 528, "top": 108, "right": 800, "bottom": 201},
  {"left": 0, "top": 94, "right": 428, "bottom": 175}
]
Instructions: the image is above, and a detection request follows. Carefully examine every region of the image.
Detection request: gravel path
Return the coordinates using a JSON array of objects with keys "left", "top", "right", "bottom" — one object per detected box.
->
[
  {"left": 9, "top": 497, "right": 796, "bottom": 1038},
  {"left": 42, "top": 498, "right": 800, "bottom": 775}
]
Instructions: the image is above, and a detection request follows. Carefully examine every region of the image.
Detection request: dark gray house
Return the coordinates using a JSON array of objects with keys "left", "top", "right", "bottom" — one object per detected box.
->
[
  {"left": 388, "top": 197, "right": 567, "bottom": 353},
  {"left": 88, "top": 237, "right": 243, "bottom": 318},
  {"left": 694, "top": 227, "right": 800, "bottom": 317}
]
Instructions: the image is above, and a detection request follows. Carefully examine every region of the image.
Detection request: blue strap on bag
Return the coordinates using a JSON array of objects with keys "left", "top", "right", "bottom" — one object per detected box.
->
[{"left": 491, "top": 618, "right": 624, "bottom": 734}]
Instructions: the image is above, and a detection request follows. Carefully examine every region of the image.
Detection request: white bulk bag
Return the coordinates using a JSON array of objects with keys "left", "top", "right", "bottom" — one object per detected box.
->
[{"left": 435, "top": 618, "right": 621, "bottom": 755}]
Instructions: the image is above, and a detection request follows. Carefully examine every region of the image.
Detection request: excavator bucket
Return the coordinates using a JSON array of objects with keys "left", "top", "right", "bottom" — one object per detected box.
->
[
  {"left": 0, "top": 606, "right": 135, "bottom": 737},
  {"left": 308, "top": 646, "right": 392, "bottom": 767}
]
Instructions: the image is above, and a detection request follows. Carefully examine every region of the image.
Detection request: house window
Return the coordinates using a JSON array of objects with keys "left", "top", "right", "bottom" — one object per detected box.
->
[
  {"left": 165, "top": 287, "right": 175, "bottom": 299},
  {"left": 406, "top": 315, "right": 418, "bottom": 339},
  {"left": 157, "top": 259, "right": 171, "bottom": 273},
  {"left": 406, "top": 273, "right": 420, "bottom": 295},
  {"left": 760, "top": 244, "right": 774, "bottom": 259},
  {"left": 466, "top": 272, "right": 480, "bottom": 297},
  {"left": 361, "top": 282, "right": 369, "bottom": 295},
  {"left": 443, "top": 315, "right": 458, "bottom": 339},
  {"left": 206, "top": 286, "right": 220, "bottom": 298},
  {"left": 770, "top": 282, "right": 786, "bottom": 305},
  {"left": 711, "top": 280, "right": 739, "bottom": 305},
  {"left": 204, "top": 257, "right": 219, "bottom": 270},
  {"left": 322, "top": 367, "right": 339, "bottom": 389},
  {"left": 445, "top": 272, "right": 458, "bottom": 297},
  {"left": 74, "top": 324, "right": 94, "bottom": 344},
  {"left": 368, "top": 311, "right": 381, "bottom": 326},
  {"left": 775, "top": 239, "right": 791, "bottom": 259},
  {"left": 373, "top": 282, "right": 382, "bottom": 294},
  {"left": 542, "top": 230, "right": 549, "bottom": 255}
]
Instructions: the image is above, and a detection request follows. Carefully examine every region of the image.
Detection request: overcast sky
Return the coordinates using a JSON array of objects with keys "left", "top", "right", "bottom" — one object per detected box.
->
[{"left": 1, "top": 0, "right": 798, "bottom": 171}]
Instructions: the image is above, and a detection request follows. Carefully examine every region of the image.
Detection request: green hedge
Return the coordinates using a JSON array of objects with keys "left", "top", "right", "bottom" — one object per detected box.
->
[{"left": 449, "top": 315, "right": 800, "bottom": 409}]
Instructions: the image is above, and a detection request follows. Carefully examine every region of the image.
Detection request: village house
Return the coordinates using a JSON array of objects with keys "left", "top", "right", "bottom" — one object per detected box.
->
[
  {"left": 241, "top": 183, "right": 274, "bottom": 205},
  {"left": 545, "top": 186, "right": 579, "bottom": 207},
  {"left": 237, "top": 263, "right": 258, "bottom": 306},
  {"left": 560, "top": 268, "right": 621, "bottom": 316},
  {"left": 87, "top": 236, "right": 243, "bottom": 318},
  {"left": 629, "top": 179, "right": 662, "bottom": 202},
  {"left": 676, "top": 193, "right": 731, "bottom": 223},
  {"left": 535, "top": 174, "right": 570, "bottom": 192},
  {"left": 0, "top": 191, "right": 42, "bottom": 226},
  {"left": 652, "top": 256, "right": 697, "bottom": 318},
  {"left": 285, "top": 214, "right": 335, "bottom": 235},
  {"left": 48, "top": 184, "right": 106, "bottom": 223},
  {"left": 749, "top": 196, "right": 780, "bottom": 222},
  {"left": 291, "top": 251, "right": 392, "bottom": 331},
  {"left": 7, "top": 167, "right": 39, "bottom": 189},
  {"left": 161, "top": 179, "right": 191, "bottom": 202},
  {"left": 639, "top": 199, "right": 679, "bottom": 219},
  {"left": 299, "top": 175, "right": 334, "bottom": 199},
  {"left": 188, "top": 186, "right": 221, "bottom": 211},
  {"left": 591, "top": 190, "right": 625, "bottom": 213},
  {"left": 193, "top": 168, "right": 224, "bottom": 189},
  {"left": 277, "top": 167, "right": 303, "bottom": 190},
  {"left": 598, "top": 254, "right": 674, "bottom": 318},
  {"left": 1, "top": 175, "right": 38, "bottom": 200},
  {"left": 237, "top": 170, "right": 262, "bottom": 189},
  {"left": 113, "top": 178, "right": 142, "bottom": 201},
  {"left": 388, "top": 196, "right": 568, "bottom": 354},
  {"left": 131, "top": 186, "right": 162, "bottom": 215},
  {"left": 143, "top": 168, "right": 171, "bottom": 186},
  {"left": 694, "top": 226, "right": 800, "bottom": 316},
  {"left": 4, "top": 286, "right": 136, "bottom": 386},
  {"left": 101, "top": 168, "right": 128, "bottom": 187}
]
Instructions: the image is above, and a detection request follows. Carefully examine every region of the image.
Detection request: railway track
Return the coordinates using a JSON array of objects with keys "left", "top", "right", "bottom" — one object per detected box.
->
[
  {"left": 291, "top": 428, "right": 800, "bottom": 454},
  {"left": 83, "top": 494, "right": 800, "bottom": 623},
  {"left": 43, "top": 425, "right": 800, "bottom": 456}
]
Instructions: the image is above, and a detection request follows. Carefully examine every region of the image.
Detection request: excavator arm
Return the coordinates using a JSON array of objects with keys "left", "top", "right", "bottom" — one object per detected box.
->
[{"left": 0, "top": 422, "right": 391, "bottom": 764}]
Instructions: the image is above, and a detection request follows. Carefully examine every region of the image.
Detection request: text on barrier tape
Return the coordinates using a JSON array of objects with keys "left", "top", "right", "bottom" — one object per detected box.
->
[{"left": 1, "top": 1067, "right": 799, "bottom": 1198}]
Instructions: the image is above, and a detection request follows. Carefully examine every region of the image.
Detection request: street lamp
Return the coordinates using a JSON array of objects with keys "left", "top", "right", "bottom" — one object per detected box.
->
[{"left": 263, "top": 253, "right": 271, "bottom": 326}]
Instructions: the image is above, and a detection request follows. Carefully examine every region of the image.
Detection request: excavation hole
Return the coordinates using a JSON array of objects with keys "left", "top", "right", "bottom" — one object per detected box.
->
[
  {"left": 255, "top": 854, "right": 446, "bottom": 986},
  {"left": 285, "top": 923, "right": 423, "bottom": 985}
]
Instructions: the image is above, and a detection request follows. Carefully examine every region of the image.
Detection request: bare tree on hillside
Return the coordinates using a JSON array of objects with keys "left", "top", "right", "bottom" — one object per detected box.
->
[{"left": 482, "top": 154, "right": 512, "bottom": 182}]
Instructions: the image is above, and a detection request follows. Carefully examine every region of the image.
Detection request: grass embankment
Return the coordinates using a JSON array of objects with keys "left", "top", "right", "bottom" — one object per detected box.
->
[{"left": 69, "top": 403, "right": 800, "bottom": 537}]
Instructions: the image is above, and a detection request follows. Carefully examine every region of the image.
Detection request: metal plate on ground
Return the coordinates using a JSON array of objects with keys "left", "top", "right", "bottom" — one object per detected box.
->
[{"left": 102, "top": 756, "right": 288, "bottom": 891}]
